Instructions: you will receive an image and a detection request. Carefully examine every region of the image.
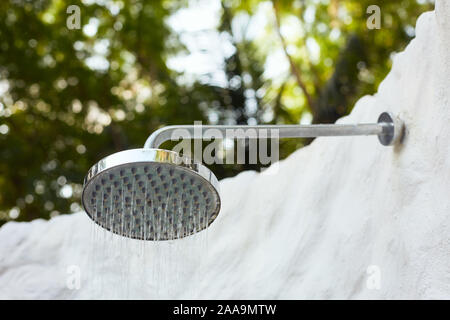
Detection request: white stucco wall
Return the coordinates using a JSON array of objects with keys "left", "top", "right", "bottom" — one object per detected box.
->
[{"left": 0, "top": 1, "right": 449, "bottom": 299}]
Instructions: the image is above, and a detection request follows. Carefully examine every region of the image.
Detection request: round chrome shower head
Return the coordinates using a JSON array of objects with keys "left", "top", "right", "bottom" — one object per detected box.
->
[{"left": 82, "top": 149, "right": 221, "bottom": 241}]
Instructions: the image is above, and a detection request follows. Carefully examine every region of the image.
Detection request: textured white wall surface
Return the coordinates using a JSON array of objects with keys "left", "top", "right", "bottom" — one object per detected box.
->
[{"left": 0, "top": 2, "right": 449, "bottom": 300}]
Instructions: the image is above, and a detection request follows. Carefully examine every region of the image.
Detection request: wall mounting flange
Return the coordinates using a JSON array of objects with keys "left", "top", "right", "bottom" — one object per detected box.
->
[{"left": 377, "top": 112, "right": 404, "bottom": 146}]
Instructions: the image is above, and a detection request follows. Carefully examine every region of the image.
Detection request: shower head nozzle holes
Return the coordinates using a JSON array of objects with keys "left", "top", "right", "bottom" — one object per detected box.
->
[{"left": 82, "top": 149, "right": 220, "bottom": 241}]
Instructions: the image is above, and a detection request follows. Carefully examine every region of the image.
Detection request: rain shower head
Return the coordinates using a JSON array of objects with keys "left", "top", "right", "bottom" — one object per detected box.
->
[
  {"left": 82, "top": 112, "right": 404, "bottom": 241},
  {"left": 82, "top": 148, "right": 220, "bottom": 240}
]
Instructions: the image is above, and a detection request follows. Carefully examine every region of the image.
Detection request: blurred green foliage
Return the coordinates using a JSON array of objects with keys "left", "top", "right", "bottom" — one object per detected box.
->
[{"left": 0, "top": 0, "right": 434, "bottom": 225}]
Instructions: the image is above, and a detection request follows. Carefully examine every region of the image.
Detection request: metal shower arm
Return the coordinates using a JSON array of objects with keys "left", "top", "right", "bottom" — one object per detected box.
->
[{"left": 144, "top": 112, "right": 404, "bottom": 149}]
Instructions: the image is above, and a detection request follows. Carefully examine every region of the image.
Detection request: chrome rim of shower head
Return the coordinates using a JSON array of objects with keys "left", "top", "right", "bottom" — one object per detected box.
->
[{"left": 82, "top": 148, "right": 221, "bottom": 241}]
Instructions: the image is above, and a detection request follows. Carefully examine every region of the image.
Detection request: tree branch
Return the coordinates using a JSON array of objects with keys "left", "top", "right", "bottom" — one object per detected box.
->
[{"left": 272, "top": 0, "right": 314, "bottom": 110}]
